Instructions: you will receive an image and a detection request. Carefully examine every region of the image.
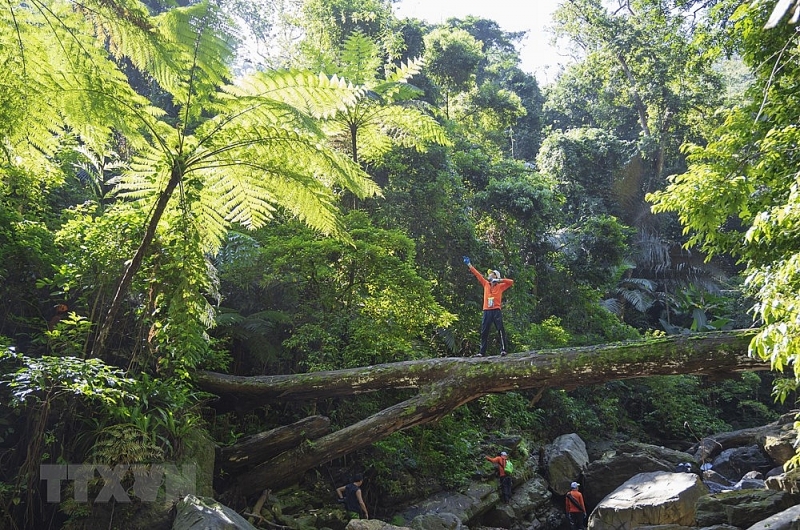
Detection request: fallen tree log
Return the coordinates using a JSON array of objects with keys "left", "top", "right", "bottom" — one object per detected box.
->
[
  {"left": 216, "top": 415, "right": 330, "bottom": 476},
  {"left": 203, "top": 330, "right": 768, "bottom": 502}
]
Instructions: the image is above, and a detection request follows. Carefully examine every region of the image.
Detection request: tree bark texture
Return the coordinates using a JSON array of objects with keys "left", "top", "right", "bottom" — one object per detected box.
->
[
  {"left": 217, "top": 415, "right": 331, "bottom": 475},
  {"left": 200, "top": 330, "right": 767, "bottom": 501}
]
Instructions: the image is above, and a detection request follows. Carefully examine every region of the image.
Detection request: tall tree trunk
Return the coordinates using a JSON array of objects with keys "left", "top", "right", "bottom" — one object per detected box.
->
[{"left": 91, "top": 164, "right": 183, "bottom": 357}]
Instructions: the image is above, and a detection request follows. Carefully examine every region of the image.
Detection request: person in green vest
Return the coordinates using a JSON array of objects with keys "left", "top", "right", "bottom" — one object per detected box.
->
[{"left": 485, "top": 451, "right": 512, "bottom": 502}]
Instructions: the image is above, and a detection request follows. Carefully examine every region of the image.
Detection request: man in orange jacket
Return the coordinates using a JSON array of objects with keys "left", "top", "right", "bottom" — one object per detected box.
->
[
  {"left": 463, "top": 256, "right": 514, "bottom": 356},
  {"left": 565, "top": 481, "right": 587, "bottom": 529},
  {"left": 485, "top": 451, "right": 512, "bottom": 503}
]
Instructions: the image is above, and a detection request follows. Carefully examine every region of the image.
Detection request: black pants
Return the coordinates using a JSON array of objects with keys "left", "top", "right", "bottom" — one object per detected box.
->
[
  {"left": 499, "top": 475, "right": 512, "bottom": 502},
  {"left": 568, "top": 512, "right": 585, "bottom": 530},
  {"left": 480, "top": 309, "right": 508, "bottom": 355}
]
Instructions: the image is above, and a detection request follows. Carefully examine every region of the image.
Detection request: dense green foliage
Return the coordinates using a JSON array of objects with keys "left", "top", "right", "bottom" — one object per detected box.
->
[
  {"left": 0, "top": 0, "right": 797, "bottom": 527},
  {"left": 649, "top": 1, "right": 800, "bottom": 408}
]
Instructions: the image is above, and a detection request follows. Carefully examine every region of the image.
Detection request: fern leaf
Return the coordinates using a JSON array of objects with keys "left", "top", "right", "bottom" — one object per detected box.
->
[
  {"left": 340, "top": 30, "right": 381, "bottom": 85},
  {"left": 226, "top": 69, "right": 364, "bottom": 119}
]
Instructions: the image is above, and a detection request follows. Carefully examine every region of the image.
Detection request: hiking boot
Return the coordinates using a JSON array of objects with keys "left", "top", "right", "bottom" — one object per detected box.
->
[{"left": 473, "top": 353, "right": 483, "bottom": 357}]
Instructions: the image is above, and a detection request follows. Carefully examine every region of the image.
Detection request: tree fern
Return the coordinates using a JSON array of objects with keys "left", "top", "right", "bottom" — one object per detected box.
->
[
  {"left": 88, "top": 11, "right": 378, "bottom": 357},
  {"left": 3, "top": 0, "right": 381, "bottom": 359},
  {"left": 323, "top": 30, "right": 452, "bottom": 164}
]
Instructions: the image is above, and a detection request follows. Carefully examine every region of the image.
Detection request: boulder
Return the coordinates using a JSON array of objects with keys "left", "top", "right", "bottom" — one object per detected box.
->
[
  {"left": 409, "top": 512, "right": 461, "bottom": 530},
  {"left": 399, "top": 482, "right": 497, "bottom": 525},
  {"left": 347, "top": 521, "right": 412, "bottom": 530},
  {"left": 765, "top": 468, "right": 800, "bottom": 494},
  {"left": 734, "top": 477, "right": 766, "bottom": 490},
  {"left": 703, "top": 469, "right": 735, "bottom": 489},
  {"left": 695, "top": 489, "right": 800, "bottom": 528},
  {"left": 481, "top": 502, "right": 515, "bottom": 528},
  {"left": 761, "top": 425, "right": 798, "bottom": 466},
  {"left": 544, "top": 433, "right": 589, "bottom": 495},
  {"left": 711, "top": 445, "right": 774, "bottom": 482},
  {"left": 691, "top": 413, "right": 797, "bottom": 464},
  {"left": 172, "top": 494, "right": 258, "bottom": 530},
  {"left": 506, "top": 474, "right": 552, "bottom": 520},
  {"left": 582, "top": 442, "right": 698, "bottom": 508},
  {"left": 588, "top": 471, "right": 708, "bottom": 529},
  {"left": 632, "top": 526, "right": 695, "bottom": 530},
  {"left": 745, "top": 503, "right": 800, "bottom": 530}
]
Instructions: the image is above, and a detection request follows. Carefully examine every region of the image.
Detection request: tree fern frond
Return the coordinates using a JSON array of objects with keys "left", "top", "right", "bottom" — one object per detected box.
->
[
  {"left": 2, "top": 0, "right": 153, "bottom": 152},
  {"left": 354, "top": 103, "right": 452, "bottom": 164},
  {"left": 600, "top": 298, "right": 623, "bottom": 316},
  {"left": 340, "top": 30, "right": 381, "bottom": 85},
  {"left": 226, "top": 69, "right": 364, "bottom": 119},
  {"left": 196, "top": 124, "right": 378, "bottom": 231},
  {"left": 155, "top": 1, "right": 237, "bottom": 118},
  {"left": 111, "top": 145, "right": 171, "bottom": 200},
  {"left": 383, "top": 56, "right": 424, "bottom": 85},
  {"left": 374, "top": 80, "right": 423, "bottom": 102},
  {"left": 194, "top": 192, "right": 231, "bottom": 254}
]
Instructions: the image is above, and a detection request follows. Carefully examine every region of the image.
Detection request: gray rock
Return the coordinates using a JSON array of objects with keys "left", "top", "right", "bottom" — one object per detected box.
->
[
  {"left": 348, "top": 521, "right": 412, "bottom": 530},
  {"left": 734, "top": 478, "right": 766, "bottom": 490},
  {"left": 704, "top": 470, "right": 735, "bottom": 487},
  {"left": 583, "top": 442, "right": 698, "bottom": 508},
  {"left": 398, "top": 482, "right": 497, "bottom": 525},
  {"left": 544, "top": 433, "right": 589, "bottom": 495},
  {"left": 506, "top": 474, "right": 551, "bottom": 515},
  {"left": 410, "top": 512, "right": 462, "bottom": 530},
  {"left": 589, "top": 471, "right": 708, "bottom": 530},
  {"left": 172, "top": 494, "right": 258, "bottom": 530},
  {"left": 695, "top": 489, "right": 800, "bottom": 528},
  {"left": 633, "top": 526, "right": 695, "bottom": 530},
  {"left": 711, "top": 445, "right": 774, "bottom": 482},
  {"left": 481, "top": 502, "right": 515, "bottom": 528},
  {"left": 745, "top": 503, "right": 800, "bottom": 530}
]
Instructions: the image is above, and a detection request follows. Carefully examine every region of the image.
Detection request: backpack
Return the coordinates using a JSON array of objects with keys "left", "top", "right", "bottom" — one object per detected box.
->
[{"left": 503, "top": 458, "right": 514, "bottom": 475}]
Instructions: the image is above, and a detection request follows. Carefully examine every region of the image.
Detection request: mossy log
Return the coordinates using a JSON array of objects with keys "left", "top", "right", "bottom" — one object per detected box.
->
[
  {"left": 201, "top": 330, "right": 767, "bottom": 502},
  {"left": 216, "top": 415, "right": 330, "bottom": 475}
]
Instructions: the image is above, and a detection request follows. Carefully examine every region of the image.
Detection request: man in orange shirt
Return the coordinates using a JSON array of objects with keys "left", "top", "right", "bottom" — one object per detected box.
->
[
  {"left": 463, "top": 256, "right": 514, "bottom": 356},
  {"left": 485, "top": 451, "right": 512, "bottom": 503},
  {"left": 565, "top": 481, "right": 587, "bottom": 530}
]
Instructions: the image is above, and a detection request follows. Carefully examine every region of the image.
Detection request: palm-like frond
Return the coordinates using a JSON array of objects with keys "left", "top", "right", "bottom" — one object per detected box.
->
[
  {"left": 113, "top": 68, "right": 379, "bottom": 255},
  {"left": 2, "top": 0, "right": 154, "bottom": 156},
  {"left": 226, "top": 70, "right": 363, "bottom": 119},
  {"left": 340, "top": 30, "right": 381, "bottom": 85},
  {"left": 353, "top": 102, "right": 452, "bottom": 164},
  {"left": 154, "top": 1, "right": 237, "bottom": 118},
  {"left": 383, "top": 57, "right": 424, "bottom": 85},
  {"left": 321, "top": 31, "right": 450, "bottom": 164}
]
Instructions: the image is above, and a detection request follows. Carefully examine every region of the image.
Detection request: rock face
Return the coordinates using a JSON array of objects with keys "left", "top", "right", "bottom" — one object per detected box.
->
[
  {"left": 582, "top": 442, "right": 698, "bottom": 508},
  {"left": 172, "top": 494, "right": 258, "bottom": 530},
  {"left": 588, "top": 471, "right": 709, "bottom": 529},
  {"left": 745, "top": 503, "right": 800, "bottom": 530},
  {"left": 695, "top": 489, "right": 800, "bottom": 528},
  {"left": 544, "top": 433, "right": 589, "bottom": 495}
]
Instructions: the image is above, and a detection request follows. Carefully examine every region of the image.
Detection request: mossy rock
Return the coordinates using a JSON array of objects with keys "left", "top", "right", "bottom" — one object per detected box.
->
[{"left": 695, "top": 489, "right": 800, "bottom": 527}]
